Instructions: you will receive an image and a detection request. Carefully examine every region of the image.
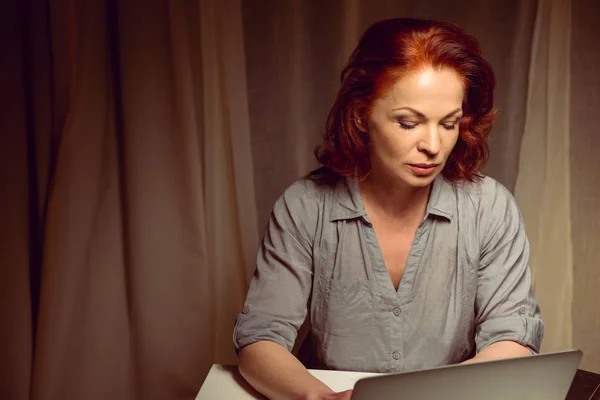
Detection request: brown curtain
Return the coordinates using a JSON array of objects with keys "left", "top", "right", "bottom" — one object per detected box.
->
[
  {"left": 1, "top": 0, "right": 256, "bottom": 399},
  {"left": 515, "top": 0, "right": 574, "bottom": 357},
  {"left": 570, "top": 0, "right": 600, "bottom": 373},
  {"left": 1, "top": 0, "right": 51, "bottom": 398}
]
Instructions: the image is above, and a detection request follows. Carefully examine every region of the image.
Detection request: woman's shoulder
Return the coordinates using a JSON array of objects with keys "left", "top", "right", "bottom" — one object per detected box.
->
[
  {"left": 452, "top": 174, "right": 522, "bottom": 229},
  {"left": 454, "top": 174, "right": 514, "bottom": 202},
  {"left": 271, "top": 167, "right": 340, "bottom": 222},
  {"left": 279, "top": 166, "right": 341, "bottom": 201}
]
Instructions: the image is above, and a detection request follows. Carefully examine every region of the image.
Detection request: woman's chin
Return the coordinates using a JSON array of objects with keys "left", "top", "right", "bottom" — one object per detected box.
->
[
  {"left": 398, "top": 170, "right": 439, "bottom": 188},
  {"left": 368, "top": 166, "right": 439, "bottom": 189}
]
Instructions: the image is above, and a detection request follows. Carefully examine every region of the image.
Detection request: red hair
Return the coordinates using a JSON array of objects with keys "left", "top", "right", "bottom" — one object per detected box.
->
[{"left": 315, "top": 18, "right": 497, "bottom": 182}]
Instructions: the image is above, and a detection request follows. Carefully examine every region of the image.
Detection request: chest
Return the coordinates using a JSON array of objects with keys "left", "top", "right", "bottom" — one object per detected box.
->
[
  {"left": 316, "top": 209, "right": 475, "bottom": 294},
  {"left": 370, "top": 218, "right": 421, "bottom": 290},
  {"left": 311, "top": 215, "right": 478, "bottom": 372}
]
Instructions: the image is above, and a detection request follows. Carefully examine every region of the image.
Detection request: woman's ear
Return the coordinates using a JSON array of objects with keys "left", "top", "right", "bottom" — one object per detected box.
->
[
  {"left": 356, "top": 117, "right": 366, "bottom": 132},
  {"left": 354, "top": 110, "right": 368, "bottom": 132}
]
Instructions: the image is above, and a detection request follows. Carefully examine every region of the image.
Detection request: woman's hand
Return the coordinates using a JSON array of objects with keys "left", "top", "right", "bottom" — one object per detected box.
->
[{"left": 299, "top": 389, "right": 353, "bottom": 400}]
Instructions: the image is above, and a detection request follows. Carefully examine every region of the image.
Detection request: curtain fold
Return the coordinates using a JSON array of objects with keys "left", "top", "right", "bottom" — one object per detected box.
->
[
  {"left": 514, "top": 0, "right": 573, "bottom": 354},
  {"left": 3, "top": 0, "right": 256, "bottom": 398},
  {"left": 0, "top": 1, "right": 34, "bottom": 398},
  {"left": 196, "top": 0, "right": 256, "bottom": 368},
  {"left": 570, "top": 0, "right": 600, "bottom": 374},
  {"left": 31, "top": 0, "right": 136, "bottom": 397}
]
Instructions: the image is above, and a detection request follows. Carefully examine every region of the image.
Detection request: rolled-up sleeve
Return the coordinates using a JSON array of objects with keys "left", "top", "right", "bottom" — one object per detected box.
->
[
  {"left": 233, "top": 181, "right": 317, "bottom": 353},
  {"left": 475, "top": 180, "right": 544, "bottom": 354}
]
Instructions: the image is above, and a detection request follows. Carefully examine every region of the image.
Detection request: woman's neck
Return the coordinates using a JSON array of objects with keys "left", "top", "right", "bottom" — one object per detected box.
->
[{"left": 358, "top": 170, "right": 431, "bottom": 222}]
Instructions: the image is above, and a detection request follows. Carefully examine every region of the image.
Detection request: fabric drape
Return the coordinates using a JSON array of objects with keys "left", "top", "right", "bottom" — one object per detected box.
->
[
  {"left": 514, "top": 0, "right": 573, "bottom": 355},
  {"left": 2, "top": 0, "right": 255, "bottom": 399},
  {"left": 569, "top": 0, "right": 600, "bottom": 373}
]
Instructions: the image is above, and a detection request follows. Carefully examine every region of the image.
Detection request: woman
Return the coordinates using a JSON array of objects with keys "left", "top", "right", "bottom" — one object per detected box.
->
[{"left": 233, "top": 18, "right": 544, "bottom": 400}]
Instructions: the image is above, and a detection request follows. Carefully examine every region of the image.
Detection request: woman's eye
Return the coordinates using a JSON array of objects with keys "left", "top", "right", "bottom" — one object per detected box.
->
[
  {"left": 442, "top": 123, "right": 458, "bottom": 130},
  {"left": 398, "top": 122, "right": 417, "bottom": 130}
]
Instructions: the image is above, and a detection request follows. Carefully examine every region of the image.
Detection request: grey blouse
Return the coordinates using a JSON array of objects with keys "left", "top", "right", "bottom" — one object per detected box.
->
[{"left": 233, "top": 172, "right": 544, "bottom": 373}]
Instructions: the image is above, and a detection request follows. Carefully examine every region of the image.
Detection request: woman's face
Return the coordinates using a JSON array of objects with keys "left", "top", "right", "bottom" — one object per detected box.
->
[{"left": 364, "top": 66, "right": 464, "bottom": 188}]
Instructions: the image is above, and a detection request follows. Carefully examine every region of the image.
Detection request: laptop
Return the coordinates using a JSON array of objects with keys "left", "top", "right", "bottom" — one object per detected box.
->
[{"left": 351, "top": 349, "right": 582, "bottom": 400}]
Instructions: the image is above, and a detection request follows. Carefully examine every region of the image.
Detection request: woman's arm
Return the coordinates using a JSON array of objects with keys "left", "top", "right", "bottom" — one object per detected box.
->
[
  {"left": 462, "top": 341, "right": 532, "bottom": 364},
  {"left": 472, "top": 179, "right": 544, "bottom": 358},
  {"left": 239, "top": 341, "right": 352, "bottom": 400},
  {"left": 234, "top": 181, "right": 352, "bottom": 400}
]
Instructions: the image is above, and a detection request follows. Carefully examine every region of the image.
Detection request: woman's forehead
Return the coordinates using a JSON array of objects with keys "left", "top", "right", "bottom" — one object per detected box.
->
[{"left": 373, "top": 67, "right": 465, "bottom": 116}]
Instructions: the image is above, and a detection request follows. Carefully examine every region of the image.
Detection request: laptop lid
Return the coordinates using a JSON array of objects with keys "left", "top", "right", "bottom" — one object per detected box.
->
[{"left": 351, "top": 350, "right": 582, "bottom": 400}]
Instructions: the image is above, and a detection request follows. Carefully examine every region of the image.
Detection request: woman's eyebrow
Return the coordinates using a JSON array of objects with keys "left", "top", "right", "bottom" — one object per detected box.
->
[
  {"left": 442, "top": 108, "right": 463, "bottom": 119},
  {"left": 392, "top": 107, "right": 462, "bottom": 119},
  {"left": 392, "top": 107, "right": 426, "bottom": 118}
]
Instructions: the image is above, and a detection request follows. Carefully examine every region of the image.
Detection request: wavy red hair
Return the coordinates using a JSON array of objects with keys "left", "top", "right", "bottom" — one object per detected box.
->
[{"left": 315, "top": 18, "right": 497, "bottom": 182}]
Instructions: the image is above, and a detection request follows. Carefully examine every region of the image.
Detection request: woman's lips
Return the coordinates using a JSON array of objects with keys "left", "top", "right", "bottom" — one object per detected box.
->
[{"left": 408, "top": 163, "right": 438, "bottom": 176}]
